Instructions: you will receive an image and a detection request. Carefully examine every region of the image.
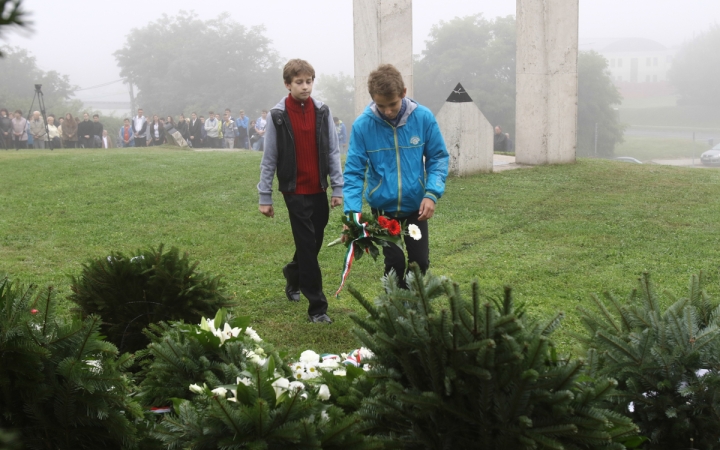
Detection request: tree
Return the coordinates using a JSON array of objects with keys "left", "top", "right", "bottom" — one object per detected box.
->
[
  {"left": 0, "top": 0, "right": 28, "bottom": 57},
  {"left": 414, "top": 14, "right": 516, "bottom": 136},
  {"left": 577, "top": 51, "right": 624, "bottom": 158},
  {"left": 668, "top": 25, "right": 720, "bottom": 106},
  {"left": 0, "top": 46, "right": 82, "bottom": 115},
  {"left": 316, "top": 72, "right": 355, "bottom": 125},
  {"left": 114, "top": 11, "right": 285, "bottom": 118}
]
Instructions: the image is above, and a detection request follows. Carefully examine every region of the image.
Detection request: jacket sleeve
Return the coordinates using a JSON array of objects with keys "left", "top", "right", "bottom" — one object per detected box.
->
[
  {"left": 422, "top": 114, "right": 449, "bottom": 203},
  {"left": 342, "top": 123, "right": 368, "bottom": 214},
  {"left": 326, "top": 108, "right": 343, "bottom": 198},
  {"left": 257, "top": 114, "right": 278, "bottom": 205}
]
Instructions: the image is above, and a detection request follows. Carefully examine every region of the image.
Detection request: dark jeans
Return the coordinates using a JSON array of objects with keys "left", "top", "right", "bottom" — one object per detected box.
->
[
  {"left": 135, "top": 136, "right": 147, "bottom": 147},
  {"left": 375, "top": 210, "right": 430, "bottom": 289},
  {"left": 1, "top": 134, "right": 10, "bottom": 150},
  {"left": 283, "top": 193, "right": 330, "bottom": 316}
]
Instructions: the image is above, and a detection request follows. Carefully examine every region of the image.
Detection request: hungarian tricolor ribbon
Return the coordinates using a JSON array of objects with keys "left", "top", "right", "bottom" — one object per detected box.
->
[{"left": 335, "top": 212, "right": 370, "bottom": 297}]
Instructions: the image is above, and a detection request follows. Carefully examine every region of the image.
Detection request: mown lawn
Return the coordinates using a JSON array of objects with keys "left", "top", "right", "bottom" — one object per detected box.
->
[
  {"left": 615, "top": 135, "right": 711, "bottom": 161},
  {"left": 2, "top": 146, "right": 720, "bottom": 355}
]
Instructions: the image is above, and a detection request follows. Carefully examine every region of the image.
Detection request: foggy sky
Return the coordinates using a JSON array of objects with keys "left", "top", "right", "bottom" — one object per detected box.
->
[{"left": 2, "top": 0, "right": 720, "bottom": 104}]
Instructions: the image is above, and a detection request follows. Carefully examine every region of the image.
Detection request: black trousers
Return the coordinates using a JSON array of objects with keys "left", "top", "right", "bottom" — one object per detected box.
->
[
  {"left": 135, "top": 136, "right": 147, "bottom": 147},
  {"left": 376, "top": 210, "right": 430, "bottom": 289},
  {"left": 79, "top": 136, "right": 93, "bottom": 148},
  {"left": 283, "top": 193, "right": 330, "bottom": 316}
]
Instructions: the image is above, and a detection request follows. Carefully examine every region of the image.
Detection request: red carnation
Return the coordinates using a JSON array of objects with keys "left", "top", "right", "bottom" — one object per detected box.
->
[
  {"left": 30, "top": 309, "right": 39, "bottom": 315},
  {"left": 387, "top": 220, "right": 401, "bottom": 236},
  {"left": 377, "top": 216, "right": 391, "bottom": 229}
]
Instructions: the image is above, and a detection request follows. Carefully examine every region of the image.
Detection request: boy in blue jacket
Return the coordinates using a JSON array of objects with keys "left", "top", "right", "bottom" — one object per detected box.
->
[{"left": 343, "top": 64, "right": 449, "bottom": 287}]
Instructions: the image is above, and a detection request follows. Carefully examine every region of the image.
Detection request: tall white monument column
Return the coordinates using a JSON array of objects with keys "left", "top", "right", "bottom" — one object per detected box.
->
[
  {"left": 353, "top": 0, "right": 413, "bottom": 119},
  {"left": 515, "top": 0, "right": 579, "bottom": 165}
]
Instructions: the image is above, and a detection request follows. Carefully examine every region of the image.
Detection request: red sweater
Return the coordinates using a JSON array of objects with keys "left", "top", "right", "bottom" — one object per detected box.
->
[{"left": 285, "top": 94, "right": 323, "bottom": 195}]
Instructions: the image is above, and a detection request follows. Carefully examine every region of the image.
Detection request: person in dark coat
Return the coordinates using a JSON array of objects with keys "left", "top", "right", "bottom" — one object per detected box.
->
[
  {"left": 493, "top": 125, "right": 508, "bottom": 152},
  {"left": 77, "top": 113, "right": 94, "bottom": 148},
  {"left": 92, "top": 114, "right": 104, "bottom": 148},
  {"left": 177, "top": 114, "right": 189, "bottom": 143},
  {"left": 189, "top": 112, "right": 202, "bottom": 148}
]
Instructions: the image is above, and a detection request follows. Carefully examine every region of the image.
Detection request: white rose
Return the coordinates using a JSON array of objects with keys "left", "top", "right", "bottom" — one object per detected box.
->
[
  {"left": 332, "top": 369, "right": 347, "bottom": 377},
  {"left": 237, "top": 377, "right": 252, "bottom": 386},
  {"left": 212, "top": 387, "right": 228, "bottom": 397},
  {"left": 317, "top": 384, "right": 331, "bottom": 401},
  {"left": 272, "top": 377, "right": 290, "bottom": 399},
  {"left": 319, "top": 359, "right": 340, "bottom": 370},
  {"left": 189, "top": 383, "right": 204, "bottom": 394},
  {"left": 299, "top": 350, "right": 320, "bottom": 364}
]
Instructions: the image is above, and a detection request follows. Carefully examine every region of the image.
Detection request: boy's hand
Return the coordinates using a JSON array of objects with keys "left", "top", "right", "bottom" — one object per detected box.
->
[
  {"left": 418, "top": 198, "right": 436, "bottom": 221},
  {"left": 330, "top": 197, "right": 342, "bottom": 209},
  {"left": 259, "top": 205, "right": 274, "bottom": 218}
]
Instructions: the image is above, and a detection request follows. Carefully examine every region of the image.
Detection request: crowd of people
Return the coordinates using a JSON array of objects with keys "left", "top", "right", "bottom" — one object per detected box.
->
[{"left": 1, "top": 105, "right": 350, "bottom": 152}]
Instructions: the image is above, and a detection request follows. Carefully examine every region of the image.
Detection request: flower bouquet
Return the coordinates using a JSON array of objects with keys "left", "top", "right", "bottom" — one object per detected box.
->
[{"left": 328, "top": 212, "right": 422, "bottom": 296}]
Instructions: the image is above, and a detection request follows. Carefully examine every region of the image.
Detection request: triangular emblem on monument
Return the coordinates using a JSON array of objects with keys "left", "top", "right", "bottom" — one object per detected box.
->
[{"left": 446, "top": 83, "right": 473, "bottom": 103}]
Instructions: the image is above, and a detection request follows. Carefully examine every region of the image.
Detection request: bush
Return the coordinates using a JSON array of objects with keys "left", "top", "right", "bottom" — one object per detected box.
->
[
  {"left": 0, "top": 428, "right": 22, "bottom": 450},
  {"left": 139, "top": 310, "right": 379, "bottom": 449},
  {"left": 349, "top": 267, "right": 638, "bottom": 449},
  {"left": 0, "top": 277, "right": 142, "bottom": 450},
  {"left": 578, "top": 272, "right": 720, "bottom": 449},
  {"left": 135, "top": 309, "right": 288, "bottom": 408},
  {"left": 69, "top": 244, "right": 234, "bottom": 353}
]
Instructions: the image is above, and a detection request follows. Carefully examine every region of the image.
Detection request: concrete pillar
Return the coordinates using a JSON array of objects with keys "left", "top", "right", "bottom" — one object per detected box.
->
[
  {"left": 436, "top": 84, "right": 493, "bottom": 176},
  {"left": 515, "top": 0, "right": 579, "bottom": 165},
  {"left": 353, "top": 0, "right": 413, "bottom": 119}
]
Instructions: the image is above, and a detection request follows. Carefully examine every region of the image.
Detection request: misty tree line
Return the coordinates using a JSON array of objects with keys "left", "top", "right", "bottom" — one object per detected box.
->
[{"left": 1, "top": 11, "right": 718, "bottom": 157}]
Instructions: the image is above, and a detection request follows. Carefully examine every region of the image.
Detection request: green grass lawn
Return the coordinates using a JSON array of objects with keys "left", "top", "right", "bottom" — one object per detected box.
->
[
  {"left": 2, "top": 147, "right": 720, "bottom": 355},
  {"left": 615, "top": 135, "right": 711, "bottom": 161}
]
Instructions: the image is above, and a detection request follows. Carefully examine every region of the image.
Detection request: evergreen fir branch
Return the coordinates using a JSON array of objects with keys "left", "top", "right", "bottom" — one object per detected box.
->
[
  {"left": 605, "top": 291, "right": 636, "bottom": 333},
  {"left": 347, "top": 286, "right": 379, "bottom": 319}
]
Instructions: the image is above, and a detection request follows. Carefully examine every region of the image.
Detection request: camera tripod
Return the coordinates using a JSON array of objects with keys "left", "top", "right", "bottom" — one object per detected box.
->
[{"left": 25, "top": 84, "right": 52, "bottom": 150}]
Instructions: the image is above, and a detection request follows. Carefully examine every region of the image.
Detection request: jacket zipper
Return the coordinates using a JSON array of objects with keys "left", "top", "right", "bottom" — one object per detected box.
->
[
  {"left": 382, "top": 119, "right": 402, "bottom": 215},
  {"left": 391, "top": 124, "right": 402, "bottom": 214}
]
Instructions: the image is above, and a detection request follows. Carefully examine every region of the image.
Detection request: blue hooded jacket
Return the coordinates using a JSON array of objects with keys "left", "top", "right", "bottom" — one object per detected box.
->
[{"left": 343, "top": 98, "right": 448, "bottom": 216}]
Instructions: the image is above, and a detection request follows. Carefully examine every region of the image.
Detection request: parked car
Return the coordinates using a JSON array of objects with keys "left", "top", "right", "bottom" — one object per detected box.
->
[
  {"left": 701, "top": 143, "right": 720, "bottom": 165},
  {"left": 613, "top": 156, "right": 642, "bottom": 164}
]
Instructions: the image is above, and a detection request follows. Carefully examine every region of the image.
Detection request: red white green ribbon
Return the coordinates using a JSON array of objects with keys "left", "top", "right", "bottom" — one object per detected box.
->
[{"left": 335, "top": 213, "right": 369, "bottom": 297}]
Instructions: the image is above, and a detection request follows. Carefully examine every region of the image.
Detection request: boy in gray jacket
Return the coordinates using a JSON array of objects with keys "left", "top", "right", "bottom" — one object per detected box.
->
[{"left": 257, "top": 59, "right": 343, "bottom": 324}]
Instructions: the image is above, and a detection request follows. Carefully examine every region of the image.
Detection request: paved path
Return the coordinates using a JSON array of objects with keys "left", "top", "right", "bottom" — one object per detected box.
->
[{"left": 651, "top": 158, "right": 717, "bottom": 168}]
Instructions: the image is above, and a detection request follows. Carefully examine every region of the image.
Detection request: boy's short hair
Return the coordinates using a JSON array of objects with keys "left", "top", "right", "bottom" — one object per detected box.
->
[
  {"left": 208, "top": 111, "right": 214, "bottom": 115},
  {"left": 93, "top": 114, "right": 99, "bottom": 118},
  {"left": 262, "top": 109, "right": 268, "bottom": 114},
  {"left": 368, "top": 64, "right": 405, "bottom": 97},
  {"left": 283, "top": 59, "right": 315, "bottom": 84}
]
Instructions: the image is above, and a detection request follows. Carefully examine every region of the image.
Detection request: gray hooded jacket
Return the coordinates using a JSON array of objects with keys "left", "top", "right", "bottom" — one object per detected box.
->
[{"left": 257, "top": 96, "right": 343, "bottom": 205}]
